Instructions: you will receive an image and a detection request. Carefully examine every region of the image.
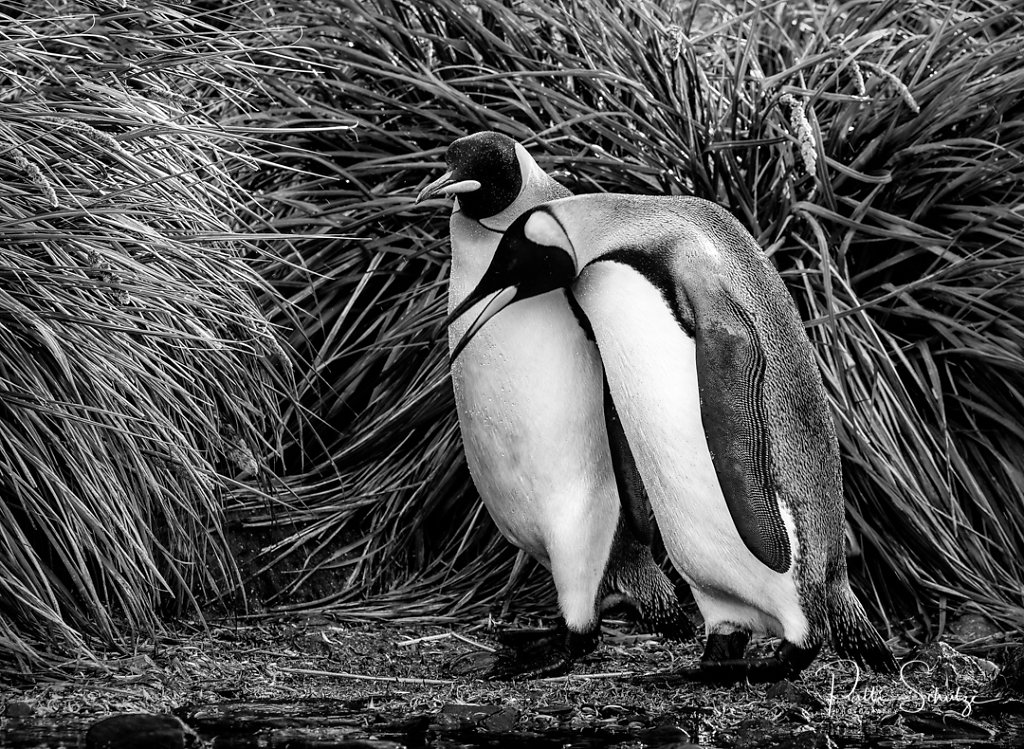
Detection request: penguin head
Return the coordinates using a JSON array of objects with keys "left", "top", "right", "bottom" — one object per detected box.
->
[
  {"left": 447, "top": 206, "right": 578, "bottom": 361},
  {"left": 416, "top": 131, "right": 524, "bottom": 220}
]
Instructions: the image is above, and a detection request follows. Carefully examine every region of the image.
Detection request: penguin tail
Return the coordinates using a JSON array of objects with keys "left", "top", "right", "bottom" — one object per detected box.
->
[
  {"left": 600, "top": 542, "right": 696, "bottom": 641},
  {"left": 827, "top": 584, "right": 898, "bottom": 673},
  {"left": 640, "top": 564, "right": 696, "bottom": 641}
]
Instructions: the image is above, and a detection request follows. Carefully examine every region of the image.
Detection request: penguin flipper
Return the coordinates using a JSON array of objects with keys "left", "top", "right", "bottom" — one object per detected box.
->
[{"left": 696, "top": 293, "right": 791, "bottom": 573}]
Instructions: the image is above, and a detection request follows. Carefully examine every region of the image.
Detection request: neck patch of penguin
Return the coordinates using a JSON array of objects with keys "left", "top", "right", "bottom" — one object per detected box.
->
[
  {"left": 599, "top": 247, "right": 696, "bottom": 337},
  {"left": 448, "top": 214, "right": 577, "bottom": 361},
  {"left": 447, "top": 133, "right": 523, "bottom": 220},
  {"left": 486, "top": 211, "right": 576, "bottom": 300}
]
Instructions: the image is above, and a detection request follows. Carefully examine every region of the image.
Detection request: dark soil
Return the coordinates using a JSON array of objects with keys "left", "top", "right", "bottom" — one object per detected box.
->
[{"left": 1, "top": 617, "right": 1022, "bottom": 748}]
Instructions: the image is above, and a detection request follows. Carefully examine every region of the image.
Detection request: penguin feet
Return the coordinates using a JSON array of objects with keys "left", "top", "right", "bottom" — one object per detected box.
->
[
  {"left": 702, "top": 630, "right": 751, "bottom": 662},
  {"left": 631, "top": 630, "right": 748, "bottom": 687},
  {"left": 633, "top": 636, "right": 820, "bottom": 687},
  {"left": 449, "top": 621, "right": 599, "bottom": 680},
  {"left": 690, "top": 640, "right": 821, "bottom": 684}
]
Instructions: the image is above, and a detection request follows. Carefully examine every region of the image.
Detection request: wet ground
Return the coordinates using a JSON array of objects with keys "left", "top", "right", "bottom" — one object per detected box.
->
[
  {"left": 2, "top": 698, "right": 1024, "bottom": 749},
  {"left": 1, "top": 620, "right": 1022, "bottom": 748}
]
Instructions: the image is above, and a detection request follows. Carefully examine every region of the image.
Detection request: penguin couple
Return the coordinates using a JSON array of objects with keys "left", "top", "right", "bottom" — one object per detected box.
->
[{"left": 417, "top": 131, "right": 897, "bottom": 683}]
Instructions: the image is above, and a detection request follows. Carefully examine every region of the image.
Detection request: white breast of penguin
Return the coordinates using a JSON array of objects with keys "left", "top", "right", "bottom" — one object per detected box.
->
[
  {"left": 445, "top": 209, "right": 618, "bottom": 569},
  {"left": 574, "top": 260, "right": 809, "bottom": 639}
]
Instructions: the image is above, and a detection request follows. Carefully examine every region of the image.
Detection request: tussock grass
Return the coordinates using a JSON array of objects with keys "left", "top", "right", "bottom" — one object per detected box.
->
[
  {"left": 239, "top": 0, "right": 1024, "bottom": 632},
  {"left": 0, "top": 5, "right": 288, "bottom": 672},
  {"left": 3, "top": 0, "right": 1023, "bottom": 675}
]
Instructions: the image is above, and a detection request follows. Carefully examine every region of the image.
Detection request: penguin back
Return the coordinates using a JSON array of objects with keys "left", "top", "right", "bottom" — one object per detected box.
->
[{"left": 675, "top": 199, "right": 848, "bottom": 579}]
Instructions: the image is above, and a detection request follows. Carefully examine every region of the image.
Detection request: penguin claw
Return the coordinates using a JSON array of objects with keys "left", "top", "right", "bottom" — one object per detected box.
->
[
  {"left": 456, "top": 644, "right": 573, "bottom": 680},
  {"left": 488, "top": 650, "right": 575, "bottom": 680},
  {"left": 446, "top": 650, "right": 500, "bottom": 677}
]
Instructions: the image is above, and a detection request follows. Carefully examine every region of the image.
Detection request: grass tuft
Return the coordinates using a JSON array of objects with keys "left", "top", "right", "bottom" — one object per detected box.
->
[{"left": 0, "top": 4, "right": 289, "bottom": 673}]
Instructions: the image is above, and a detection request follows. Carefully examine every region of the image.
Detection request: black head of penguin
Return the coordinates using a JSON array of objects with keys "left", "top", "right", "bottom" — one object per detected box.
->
[
  {"left": 420, "top": 132, "right": 523, "bottom": 220},
  {"left": 446, "top": 207, "right": 576, "bottom": 361}
]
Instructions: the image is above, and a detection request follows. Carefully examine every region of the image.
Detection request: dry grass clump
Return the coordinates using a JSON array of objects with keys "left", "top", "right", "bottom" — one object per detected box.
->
[
  {"left": 229, "top": 0, "right": 1024, "bottom": 632},
  {"left": 0, "top": 5, "right": 288, "bottom": 672}
]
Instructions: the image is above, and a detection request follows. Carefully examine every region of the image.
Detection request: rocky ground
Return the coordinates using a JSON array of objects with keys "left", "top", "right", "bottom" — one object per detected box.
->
[{"left": 0, "top": 615, "right": 1021, "bottom": 748}]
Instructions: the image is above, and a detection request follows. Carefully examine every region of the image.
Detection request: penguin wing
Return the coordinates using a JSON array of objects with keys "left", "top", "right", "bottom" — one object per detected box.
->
[{"left": 696, "top": 293, "right": 791, "bottom": 573}]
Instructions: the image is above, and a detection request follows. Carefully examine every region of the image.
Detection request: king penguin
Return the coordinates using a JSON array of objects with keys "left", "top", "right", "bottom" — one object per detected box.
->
[
  {"left": 448, "top": 193, "right": 898, "bottom": 683},
  {"left": 416, "top": 133, "right": 692, "bottom": 678}
]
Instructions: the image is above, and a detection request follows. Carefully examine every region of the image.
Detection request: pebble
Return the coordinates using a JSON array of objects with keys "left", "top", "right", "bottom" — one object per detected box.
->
[
  {"left": 436, "top": 702, "right": 518, "bottom": 732},
  {"left": 85, "top": 713, "right": 200, "bottom": 749},
  {"left": 899, "top": 710, "right": 996, "bottom": 738},
  {"left": 3, "top": 701, "right": 34, "bottom": 718},
  {"left": 949, "top": 613, "right": 1002, "bottom": 641},
  {"left": 912, "top": 641, "right": 999, "bottom": 685}
]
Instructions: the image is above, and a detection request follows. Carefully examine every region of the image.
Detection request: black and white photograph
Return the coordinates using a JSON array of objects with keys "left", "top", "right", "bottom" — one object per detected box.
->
[{"left": 1, "top": 1, "right": 1022, "bottom": 747}]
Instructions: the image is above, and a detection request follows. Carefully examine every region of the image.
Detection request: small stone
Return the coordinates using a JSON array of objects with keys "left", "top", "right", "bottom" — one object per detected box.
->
[
  {"left": 915, "top": 642, "right": 999, "bottom": 686},
  {"left": 638, "top": 724, "right": 690, "bottom": 745},
  {"left": 900, "top": 710, "right": 996, "bottom": 738},
  {"left": 480, "top": 708, "right": 517, "bottom": 732},
  {"left": 949, "top": 613, "right": 1001, "bottom": 641},
  {"left": 86, "top": 713, "right": 200, "bottom": 749},
  {"left": 436, "top": 703, "right": 518, "bottom": 731},
  {"left": 4, "top": 701, "right": 34, "bottom": 717}
]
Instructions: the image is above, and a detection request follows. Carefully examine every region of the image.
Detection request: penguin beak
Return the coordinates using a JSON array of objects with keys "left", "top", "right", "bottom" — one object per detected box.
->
[
  {"left": 446, "top": 285, "right": 520, "bottom": 363},
  {"left": 416, "top": 170, "right": 482, "bottom": 204}
]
